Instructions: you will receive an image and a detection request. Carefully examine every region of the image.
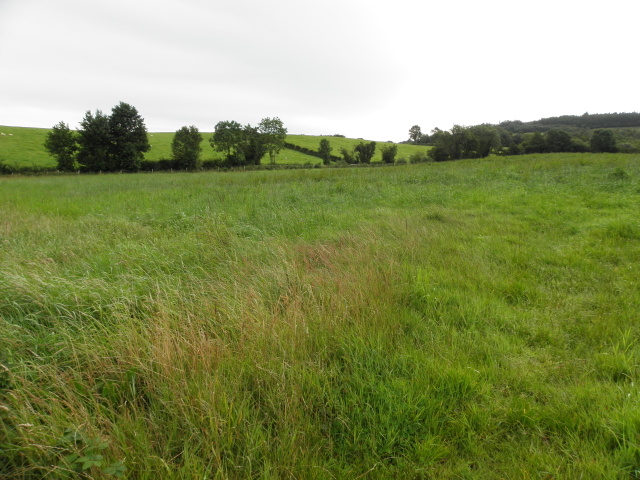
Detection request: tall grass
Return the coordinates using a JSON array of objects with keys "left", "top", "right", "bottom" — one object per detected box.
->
[{"left": 1, "top": 153, "right": 639, "bottom": 478}]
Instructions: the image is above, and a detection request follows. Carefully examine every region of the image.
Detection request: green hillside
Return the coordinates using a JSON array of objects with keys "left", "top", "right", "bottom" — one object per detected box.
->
[
  {"left": 286, "top": 134, "right": 431, "bottom": 162},
  {"left": 0, "top": 126, "right": 424, "bottom": 169},
  {"left": 0, "top": 126, "right": 55, "bottom": 168},
  {"left": 0, "top": 127, "right": 321, "bottom": 168},
  {"left": 144, "top": 132, "right": 321, "bottom": 165}
]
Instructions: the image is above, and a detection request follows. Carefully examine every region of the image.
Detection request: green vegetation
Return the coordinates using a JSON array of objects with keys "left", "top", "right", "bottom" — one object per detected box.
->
[
  {"left": 44, "top": 122, "right": 77, "bottom": 171},
  {"left": 0, "top": 126, "right": 55, "bottom": 168},
  {"left": 171, "top": 126, "right": 203, "bottom": 170},
  {"left": 286, "top": 134, "right": 430, "bottom": 163},
  {"left": 76, "top": 103, "right": 150, "bottom": 172},
  {"left": 1, "top": 128, "right": 424, "bottom": 172},
  {"left": 0, "top": 128, "right": 320, "bottom": 170},
  {"left": 2, "top": 153, "right": 640, "bottom": 478}
]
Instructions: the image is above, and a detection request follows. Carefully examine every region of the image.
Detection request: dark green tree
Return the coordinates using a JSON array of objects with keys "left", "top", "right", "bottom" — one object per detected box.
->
[
  {"left": 318, "top": 139, "right": 333, "bottom": 165},
  {"left": 172, "top": 125, "right": 203, "bottom": 170},
  {"left": 590, "top": 129, "right": 617, "bottom": 153},
  {"left": 108, "top": 102, "right": 150, "bottom": 171},
  {"left": 468, "top": 125, "right": 501, "bottom": 158},
  {"left": 77, "top": 110, "right": 111, "bottom": 172},
  {"left": 340, "top": 147, "right": 356, "bottom": 164},
  {"left": 380, "top": 144, "right": 398, "bottom": 164},
  {"left": 427, "top": 129, "right": 452, "bottom": 161},
  {"left": 409, "top": 125, "right": 422, "bottom": 144},
  {"left": 258, "top": 117, "right": 287, "bottom": 164},
  {"left": 210, "top": 121, "right": 244, "bottom": 160},
  {"left": 238, "top": 125, "right": 268, "bottom": 165},
  {"left": 44, "top": 121, "right": 77, "bottom": 171},
  {"left": 545, "top": 129, "right": 573, "bottom": 153},
  {"left": 428, "top": 125, "right": 482, "bottom": 161},
  {"left": 354, "top": 141, "right": 376, "bottom": 164},
  {"left": 522, "top": 132, "right": 546, "bottom": 154}
]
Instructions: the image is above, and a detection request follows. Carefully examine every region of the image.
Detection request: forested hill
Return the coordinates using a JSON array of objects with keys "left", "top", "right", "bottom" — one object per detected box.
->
[{"left": 499, "top": 112, "right": 640, "bottom": 133}]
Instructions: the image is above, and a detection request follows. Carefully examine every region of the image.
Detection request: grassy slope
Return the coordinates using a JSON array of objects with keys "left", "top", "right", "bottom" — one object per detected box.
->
[
  {"left": 0, "top": 127, "right": 328, "bottom": 167},
  {"left": 0, "top": 126, "right": 55, "bottom": 167},
  {"left": 2, "top": 153, "right": 640, "bottom": 478},
  {"left": 0, "top": 127, "right": 424, "bottom": 168},
  {"left": 287, "top": 134, "right": 431, "bottom": 162}
]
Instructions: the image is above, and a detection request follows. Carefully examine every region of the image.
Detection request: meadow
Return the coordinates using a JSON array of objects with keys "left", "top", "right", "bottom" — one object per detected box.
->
[
  {"left": 0, "top": 127, "right": 429, "bottom": 168},
  {"left": 285, "top": 135, "right": 431, "bottom": 163},
  {"left": 1, "top": 153, "right": 639, "bottom": 478}
]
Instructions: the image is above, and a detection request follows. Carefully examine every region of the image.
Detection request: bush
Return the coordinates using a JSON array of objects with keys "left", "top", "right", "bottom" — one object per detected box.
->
[
  {"left": 380, "top": 144, "right": 398, "bottom": 164},
  {"left": 202, "top": 159, "right": 224, "bottom": 170},
  {"left": 139, "top": 159, "right": 177, "bottom": 171},
  {"left": 409, "top": 151, "right": 430, "bottom": 164}
]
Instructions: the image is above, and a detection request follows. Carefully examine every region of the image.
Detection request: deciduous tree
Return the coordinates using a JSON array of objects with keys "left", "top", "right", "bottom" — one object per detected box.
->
[
  {"left": 318, "top": 139, "right": 333, "bottom": 165},
  {"left": 354, "top": 141, "right": 376, "bottom": 164},
  {"left": 409, "top": 125, "right": 422, "bottom": 144},
  {"left": 590, "top": 129, "right": 617, "bottom": 153},
  {"left": 44, "top": 121, "right": 77, "bottom": 171},
  {"left": 545, "top": 129, "right": 573, "bottom": 153},
  {"left": 258, "top": 117, "right": 287, "bottom": 164},
  {"left": 108, "top": 102, "right": 150, "bottom": 171},
  {"left": 210, "top": 121, "right": 244, "bottom": 160},
  {"left": 239, "top": 125, "right": 268, "bottom": 165},
  {"left": 172, "top": 126, "right": 203, "bottom": 170},
  {"left": 77, "top": 110, "right": 111, "bottom": 172},
  {"left": 380, "top": 144, "right": 398, "bottom": 164}
]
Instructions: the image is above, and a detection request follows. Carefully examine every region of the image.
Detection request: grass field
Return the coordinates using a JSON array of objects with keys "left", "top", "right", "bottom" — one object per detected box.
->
[
  {"left": 0, "top": 126, "right": 55, "bottom": 168},
  {"left": 2, "top": 127, "right": 425, "bottom": 168},
  {"left": 1, "top": 153, "right": 640, "bottom": 478},
  {"left": 287, "top": 134, "right": 431, "bottom": 163}
]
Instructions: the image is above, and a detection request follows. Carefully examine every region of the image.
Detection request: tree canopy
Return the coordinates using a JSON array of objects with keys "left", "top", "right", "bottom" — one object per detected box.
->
[
  {"left": 44, "top": 121, "right": 77, "bottom": 171},
  {"left": 258, "top": 117, "right": 287, "bottom": 164},
  {"left": 408, "top": 125, "right": 422, "bottom": 144},
  {"left": 354, "top": 141, "right": 376, "bottom": 164},
  {"left": 172, "top": 126, "right": 203, "bottom": 170},
  {"left": 108, "top": 102, "right": 150, "bottom": 171},
  {"left": 74, "top": 103, "right": 150, "bottom": 172},
  {"left": 590, "top": 129, "right": 617, "bottom": 153},
  {"left": 77, "top": 110, "right": 111, "bottom": 172},
  {"left": 318, "top": 139, "right": 333, "bottom": 165}
]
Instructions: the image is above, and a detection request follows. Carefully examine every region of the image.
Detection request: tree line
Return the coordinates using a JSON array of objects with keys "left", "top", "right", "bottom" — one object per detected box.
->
[
  {"left": 44, "top": 103, "right": 287, "bottom": 172},
  {"left": 499, "top": 112, "right": 640, "bottom": 133},
  {"left": 404, "top": 123, "right": 626, "bottom": 162}
]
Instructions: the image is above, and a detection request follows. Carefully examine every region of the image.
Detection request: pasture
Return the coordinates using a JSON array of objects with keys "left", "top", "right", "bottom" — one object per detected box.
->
[
  {"left": 0, "top": 127, "right": 426, "bottom": 168},
  {"left": 1, "top": 153, "right": 639, "bottom": 478}
]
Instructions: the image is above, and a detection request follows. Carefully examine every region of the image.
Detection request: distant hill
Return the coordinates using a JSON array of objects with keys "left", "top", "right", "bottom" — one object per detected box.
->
[{"left": 498, "top": 112, "right": 640, "bottom": 133}]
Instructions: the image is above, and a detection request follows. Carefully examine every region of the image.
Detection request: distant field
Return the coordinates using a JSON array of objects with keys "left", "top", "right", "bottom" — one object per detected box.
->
[
  {"left": 2, "top": 153, "right": 640, "bottom": 478},
  {"left": 0, "top": 126, "right": 424, "bottom": 168},
  {"left": 0, "top": 126, "right": 55, "bottom": 167},
  {"left": 287, "top": 134, "right": 431, "bottom": 162},
  {"left": 1, "top": 127, "right": 387, "bottom": 167}
]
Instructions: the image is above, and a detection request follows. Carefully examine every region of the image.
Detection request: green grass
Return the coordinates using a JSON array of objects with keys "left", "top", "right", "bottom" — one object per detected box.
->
[
  {"left": 1, "top": 153, "right": 640, "bottom": 478},
  {"left": 287, "top": 134, "right": 431, "bottom": 162},
  {"left": 0, "top": 126, "right": 55, "bottom": 168},
  {"left": 0, "top": 127, "right": 324, "bottom": 167},
  {"left": 0, "top": 127, "right": 423, "bottom": 168}
]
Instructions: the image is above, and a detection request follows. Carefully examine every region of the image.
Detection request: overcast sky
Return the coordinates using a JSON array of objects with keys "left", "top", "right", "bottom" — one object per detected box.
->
[{"left": 1, "top": 0, "right": 637, "bottom": 141}]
